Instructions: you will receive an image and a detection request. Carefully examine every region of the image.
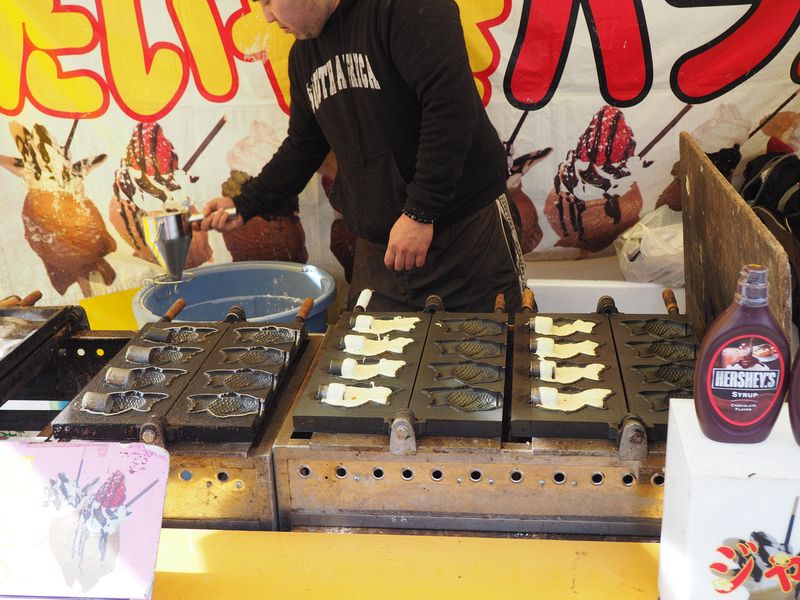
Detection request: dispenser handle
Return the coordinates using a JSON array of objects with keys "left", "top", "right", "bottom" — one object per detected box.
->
[
  {"left": 160, "top": 298, "right": 187, "bottom": 322},
  {"left": 521, "top": 288, "right": 538, "bottom": 313},
  {"left": 296, "top": 297, "right": 315, "bottom": 323},
  {"left": 494, "top": 293, "right": 506, "bottom": 313},
  {"left": 0, "top": 295, "right": 21, "bottom": 308},
  {"left": 424, "top": 294, "right": 444, "bottom": 313},
  {"left": 188, "top": 207, "right": 237, "bottom": 223},
  {"left": 662, "top": 289, "right": 679, "bottom": 315},
  {"left": 225, "top": 305, "right": 247, "bottom": 323},
  {"left": 353, "top": 289, "right": 372, "bottom": 312},
  {"left": 18, "top": 290, "right": 43, "bottom": 307}
]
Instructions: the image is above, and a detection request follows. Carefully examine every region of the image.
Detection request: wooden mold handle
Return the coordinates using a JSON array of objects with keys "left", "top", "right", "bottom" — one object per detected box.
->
[
  {"left": 296, "top": 297, "right": 315, "bottom": 322},
  {"left": 161, "top": 298, "right": 187, "bottom": 322},
  {"left": 521, "top": 288, "right": 537, "bottom": 313},
  {"left": 494, "top": 293, "right": 506, "bottom": 313},
  {"left": 18, "top": 290, "right": 42, "bottom": 307},
  {"left": 662, "top": 289, "right": 679, "bottom": 315},
  {"left": 0, "top": 295, "right": 21, "bottom": 308}
]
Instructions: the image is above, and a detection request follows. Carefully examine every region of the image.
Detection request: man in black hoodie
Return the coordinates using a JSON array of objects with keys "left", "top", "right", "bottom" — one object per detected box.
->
[{"left": 200, "top": 0, "right": 525, "bottom": 312}]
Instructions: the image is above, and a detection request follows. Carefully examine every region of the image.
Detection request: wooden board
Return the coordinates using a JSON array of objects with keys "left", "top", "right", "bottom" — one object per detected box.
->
[{"left": 680, "top": 132, "right": 792, "bottom": 338}]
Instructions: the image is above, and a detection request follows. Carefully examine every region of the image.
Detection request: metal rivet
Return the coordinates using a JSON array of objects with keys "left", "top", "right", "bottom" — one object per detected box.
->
[
  {"left": 141, "top": 430, "right": 156, "bottom": 444},
  {"left": 571, "top": 480, "right": 577, "bottom": 487},
  {"left": 538, "top": 480, "right": 545, "bottom": 486},
  {"left": 456, "top": 477, "right": 463, "bottom": 484}
]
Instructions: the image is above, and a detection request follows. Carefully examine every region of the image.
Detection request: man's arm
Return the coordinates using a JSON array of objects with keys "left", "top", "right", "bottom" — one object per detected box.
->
[
  {"left": 382, "top": 0, "right": 480, "bottom": 270},
  {"left": 233, "top": 49, "right": 331, "bottom": 222},
  {"left": 386, "top": 0, "right": 478, "bottom": 223}
]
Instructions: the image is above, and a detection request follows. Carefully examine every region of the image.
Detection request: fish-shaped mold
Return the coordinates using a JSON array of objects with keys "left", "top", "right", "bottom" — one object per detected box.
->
[
  {"left": 622, "top": 318, "right": 693, "bottom": 339},
  {"left": 104, "top": 366, "right": 186, "bottom": 389},
  {"left": 317, "top": 382, "right": 395, "bottom": 407},
  {"left": 436, "top": 318, "right": 505, "bottom": 337},
  {"left": 80, "top": 390, "right": 168, "bottom": 415},
  {"left": 626, "top": 340, "right": 697, "bottom": 362},
  {"left": 350, "top": 314, "right": 420, "bottom": 335},
  {"left": 125, "top": 344, "right": 202, "bottom": 365},
  {"left": 145, "top": 326, "right": 218, "bottom": 344},
  {"left": 530, "top": 316, "right": 597, "bottom": 337},
  {"left": 424, "top": 386, "right": 502, "bottom": 412},
  {"left": 530, "top": 359, "right": 606, "bottom": 384},
  {"left": 429, "top": 361, "right": 504, "bottom": 384},
  {"left": 530, "top": 386, "right": 611, "bottom": 411},
  {"left": 234, "top": 326, "right": 299, "bottom": 345},
  {"left": 632, "top": 364, "right": 694, "bottom": 388},
  {"left": 204, "top": 368, "right": 277, "bottom": 391},
  {"left": 638, "top": 388, "right": 693, "bottom": 412},
  {"left": 187, "top": 392, "right": 264, "bottom": 418},
  {"left": 342, "top": 334, "right": 413, "bottom": 357},
  {"left": 220, "top": 346, "right": 289, "bottom": 367},
  {"left": 328, "top": 358, "right": 406, "bottom": 380},
  {"left": 530, "top": 337, "right": 598, "bottom": 359},
  {"left": 435, "top": 338, "right": 505, "bottom": 360}
]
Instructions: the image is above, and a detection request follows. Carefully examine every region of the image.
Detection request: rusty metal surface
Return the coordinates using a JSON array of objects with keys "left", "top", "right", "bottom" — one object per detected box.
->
[
  {"left": 273, "top": 351, "right": 667, "bottom": 535},
  {"left": 162, "top": 335, "right": 322, "bottom": 530}
]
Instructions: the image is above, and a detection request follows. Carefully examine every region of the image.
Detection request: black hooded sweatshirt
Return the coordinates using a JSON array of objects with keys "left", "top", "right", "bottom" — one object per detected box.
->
[{"left": 233, "top": 0, "right": 508, "bottom": 243}]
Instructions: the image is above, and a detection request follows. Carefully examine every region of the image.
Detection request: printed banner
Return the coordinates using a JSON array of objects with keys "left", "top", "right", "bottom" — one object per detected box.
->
[{"left": 0, "top": 0, "right": 798, "bottom": 304}]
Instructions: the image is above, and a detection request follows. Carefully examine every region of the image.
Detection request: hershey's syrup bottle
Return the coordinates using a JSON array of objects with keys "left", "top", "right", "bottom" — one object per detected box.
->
[{"left": 694, "top": 265, "right": 789, "bottom": 443}]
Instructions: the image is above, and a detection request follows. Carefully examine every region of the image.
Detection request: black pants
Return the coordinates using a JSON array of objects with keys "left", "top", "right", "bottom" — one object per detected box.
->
[{"left": 348, "top": 197, "right": 523, "bottom": 313}]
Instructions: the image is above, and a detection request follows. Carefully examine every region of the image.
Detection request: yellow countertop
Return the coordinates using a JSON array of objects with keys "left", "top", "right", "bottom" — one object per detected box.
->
[{"left": 155, "top": 529, "right": 659, "bottom": 599}]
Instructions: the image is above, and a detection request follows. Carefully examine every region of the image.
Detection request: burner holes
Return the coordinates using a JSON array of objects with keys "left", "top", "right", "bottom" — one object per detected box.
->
[
  {"left": 335, "top": 466, "right": 347, "bottom": 479},
  {"left": 651, "top": 472, "right": 665, "bottom": 487},
  {"left": 179, "top": 470, "right": 192, "bottom": 482},
  {"left": 77, "top": 348, "right": 86, "bottom": 357},
  {"left": 622, "top": 473, "right": 637, "bottom": 487},
  {"left": 552, "top": 471, "right": 567, "bottom": 485},
  {"left": 372, "top": 467, "right": 384, "bottom": 480},
  {"left": 298, "top": 466, "right": 311, "bottom": 478},
  {"left": 217, "top": 471, "right": 229, "bottom": 483},
  {"left": 469, "top": 469, "right": 482, "bottom": 483},
  {"left": 590, "top": 472, "right": 605, "bottom": 486},
  {"left": 509, "top": 470, "right": 524, "bottom": 483},
  {"left": 430, "top": 469, "right": 443, "bottom": 482},
  {"left": 401, "top": 468, "right": 414, "bottom": 481}
]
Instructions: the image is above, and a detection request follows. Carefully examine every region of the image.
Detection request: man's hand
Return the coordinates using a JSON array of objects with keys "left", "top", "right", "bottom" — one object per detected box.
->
[
  {"left": 384, "top": 214, "right": 434, "bottom": 271},
  {"left": 195, "top": 197, "right": 244, "bottom": 232}
]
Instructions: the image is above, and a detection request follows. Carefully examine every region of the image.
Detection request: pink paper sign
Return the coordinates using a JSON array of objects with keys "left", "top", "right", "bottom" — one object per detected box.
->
[{"left": 0, "top": 440, "right": 169, "bottom": 599}]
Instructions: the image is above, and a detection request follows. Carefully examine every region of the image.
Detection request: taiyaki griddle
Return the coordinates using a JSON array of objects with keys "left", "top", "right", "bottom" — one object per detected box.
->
[
  {"left": 164, "top": 319, "right": 303, "bottom": 443},
  {"left": 0, "top": 306, "right": 89, "bottom": 402},
  {"left": 609, "top": 313, "right": 699, "bottom": 440},
  {"left": 51, "top": 321, "right": 227, "bottom": 441},
  {"left": 292, "top": 312, "right": 431, "bottom": 434},
  {"left": 411, "top": 314, "right": 507, "bottom": 438},
  {"left": 510, "top": 314, "right": 627, "bottom": 440}
]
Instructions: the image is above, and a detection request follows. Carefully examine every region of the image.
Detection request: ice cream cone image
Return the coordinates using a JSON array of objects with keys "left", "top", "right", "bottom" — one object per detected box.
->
[
  {"left": 0, "top": 121, "right": 116, "bottom": 297},
  {"left": 109, "top": 122, "right": 212, "bottom": 269},
  {"left": 46, "top": 469, "right": 131, "bottom": 593},
  {"left": 544, "top": 106, "right": 642, "bottom": 254},
  {"left": 507, "top": 148, "right": 552, "bottom": 253},
  {"left": 221, "top": 121, "right": 308, "bottom": 263},
  {"left": 656, "top": 104, "right": 748, "bottom": 210}
]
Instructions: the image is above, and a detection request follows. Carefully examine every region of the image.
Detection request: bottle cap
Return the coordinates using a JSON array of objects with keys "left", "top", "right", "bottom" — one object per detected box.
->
[{"left": 735, "top": 264, "right": 769, "bottom": 307}]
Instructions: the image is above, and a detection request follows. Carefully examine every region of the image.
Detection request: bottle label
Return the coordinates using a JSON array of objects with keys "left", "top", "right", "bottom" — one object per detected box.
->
[{"left": 706, "top": 334, "right": 785, "bottom": 427}]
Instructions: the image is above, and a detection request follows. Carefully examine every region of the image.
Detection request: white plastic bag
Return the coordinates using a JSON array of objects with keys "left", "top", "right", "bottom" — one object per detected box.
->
[{"left": 613, "top": 205, "right": 684, "bottom": 287}]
